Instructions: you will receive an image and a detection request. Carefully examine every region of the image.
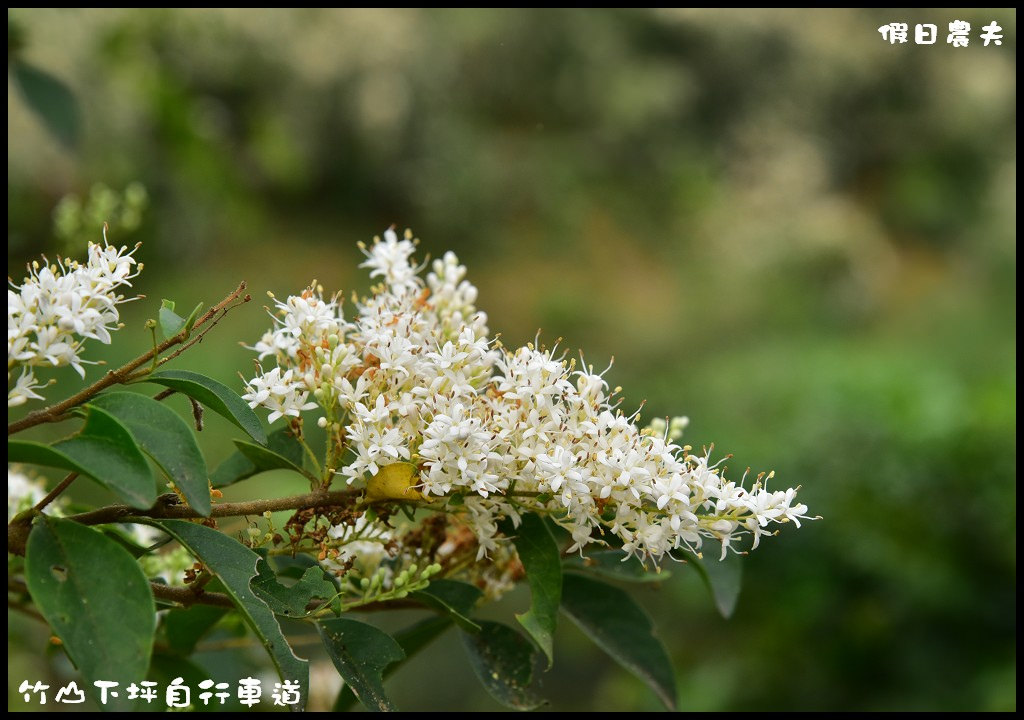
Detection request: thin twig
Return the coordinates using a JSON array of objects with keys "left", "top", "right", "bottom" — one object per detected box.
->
[
  {"left": 151, "top": 581, "right": 420, "bottom": 614},
  {"left": 32, "top": 472, "right": 79, "bottom": 513},
  {"left": 65, "top": 489, "right": 361, "bottom": 527},
  {"left": 151, "top": 583, "right": 237, "bottom": 608},
  {"left": 7, "top": 282, "right": 250, "bottom": 436},
  {"left": 136, "top": 292, "right": 250, "bottom": 376}
]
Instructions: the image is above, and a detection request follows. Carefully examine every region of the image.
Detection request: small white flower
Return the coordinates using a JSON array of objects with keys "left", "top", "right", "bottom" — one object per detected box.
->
[
  {"left": 242, "top": 367, "right": 317, "bottom": 423},
  {"left": 7, "top": 369, "right": 46, "bottom": 408}
]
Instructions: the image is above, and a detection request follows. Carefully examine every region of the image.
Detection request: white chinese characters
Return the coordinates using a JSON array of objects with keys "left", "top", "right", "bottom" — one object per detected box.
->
[
  {"left": 878, "top": 19, "right": 1007, "bottom": 47},
  {"left": 15, "top": 678, "right": 302, "bottom": 708},
  {"left": 980, "top": 22, "right": 1003, "bottom": 46}
]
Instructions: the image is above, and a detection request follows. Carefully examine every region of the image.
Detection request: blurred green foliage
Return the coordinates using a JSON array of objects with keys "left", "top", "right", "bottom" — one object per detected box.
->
[
  {"left": 7, "top": 8, "right": 1015, "bottom": 712},
  {"left": 52, "top": 181, "right": 148, "bottom": 254}
]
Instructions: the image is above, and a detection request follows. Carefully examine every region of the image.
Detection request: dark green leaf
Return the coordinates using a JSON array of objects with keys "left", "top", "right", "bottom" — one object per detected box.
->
[
  {"left": 208, "top": 425, "right": 310, "bottom": 487},
  {"left": 676, "top": 549, "right": 743, "bottom": 619},
  {"left": 319, "top": 617, "right": 405, "bottom": 712},
  {"left": 251, "top": 560, "right": 336, "bottom": 618},
  {"left": 560, "top": 574, "right": 677, "bottom": 710},
  {"left": 563, "top": 550, "right": 672, "bottom": 584},
  {"left": 412, "top": 578, "right": 484, "bottom": 632},
  {"left": 9, "top": 405, "right": 156, "bottom": 508},
  {"left": 25, "top": 517, "right": 155, "bottom": 711},
  {"left": 90, "top": 392, "right": 211, "bottom": 516},
  {"left": 145, "top": 369, "right": 267, "bottom": 445},
  {"left": 270, "top": 552, "right": 339, "bottom": 588},
  {"left": 209, "top": 450, "right": 259, "bottom": 489},
  {"left": 164, "top": 605, "right": 228, "bottom": 656},
  {"left": 511, "top": 512, "right": 562, "bottom": 668},
  {"left": 333, "top": 616, "right": 453, "bottom": 711},
  {"left": 158, "top": 299, "right": 186, "bottom": 339},
  {"left": 394, "top": 615, "right": 453, "bottom": 659},
  {"left": 461, "top": 621, "right": 544, "bottom": 710},
  {"left": 155, "top": 520, "right": 308, "bottom": 710},
  {"left": 233, "top": 438, "right": 307, "bottom": 478},
  {"left": 12, "top": 60, "right": 81, "bottom": 149}
]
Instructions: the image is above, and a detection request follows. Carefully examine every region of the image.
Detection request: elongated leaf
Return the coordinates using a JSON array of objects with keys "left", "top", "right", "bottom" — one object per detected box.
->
[
  {"left": 164, "top": 605, "right": 228, "bottom": 656},
  {"left": 159, "top": 299, "right": 187, "bottom": 339},
  {"left": 12, "top": 60, "right": 80, "bottom": 149},
  {"left": 461, "top": 621, "right": 544, "bottom": 710},
  {"left": 333, "top": 615, "right": 453, "bottom": 711},
  {"left": 145, "top": 369, "right": 267, "bottom": 444},
  {"left": 155, "top": 520, "right": 308, "bottom": 710},
  {"left": 209, "top": 426, "right": 306, "bottom": 488},
  {"left": 412, "top": 579, "right": 483, "bottom": 632},
  {"left": 252, "top": 560, "right": 336, "bottom": 618},
  {"left": 9, "top": 406, "right": 156, "bottom": 508},
  {"left": 182, "top": 302, "right": 204, "bottom": 335},
  {"left": 90, "top": 392, "right": 210, "bottom": 516},
  {"left": 209, "top": 450, "right": 260, "bottom": 489},
  {"left": 393, "top": 615, "right": 454, "bottom": 661},
  {"left": 511, "top": 513, "right": 562, "bottom": 668},
  {"left": 676, "top": 549, "right": 743, "bottom": 619},
  {"left": 560, "top": 574, "right": 676, "bottom": 710},
  {"left": 233, "top": 439, "right": 307, "bottom": 478},
  {"left": 25, "top": 517, "right": 155, "bottom": 711},
  {"left": 563, "top": 550, "right": 672, "bottom": 584},
  {"left": 319, "top": 617, "right": 405, "bottom": 712}
]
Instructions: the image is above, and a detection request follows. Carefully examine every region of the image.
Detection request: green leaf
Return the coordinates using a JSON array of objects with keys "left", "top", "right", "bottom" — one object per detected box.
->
[
  {"left": 9, "top": 405, "right": 156, "bottom": 508},
  {"left": 182, "top": 301, "right": 204, "bottom": 335},
  {"left": 164, "top": 605, "right": 228, "bottom": 656},
  {"left": 158, "top": 299, "right": 186, "bottom": 339},
  {"left": 154, "top": 520, "right": 308, "bottom": 710},
  {"left": 563, "top": 550, "right": 672, "bottom": 584},
  {"left": 333, "top": 616, "right": 453, "bottom": 712},
  {"left": 676, "top": 549, "right": 743, "bottom": 619},
  {"left": 560, "top": 574, "right": 677, "bottom": 710},
  {"left": 319, "top": 617, "right": 405, "bottom": 712},
  {"left": 251, "top": 560, "right": 336, "bottom": 618},
  {"left": 412, "top": 578, "right": 484, "bottom": 632},
  {"left": 90, "top": 392, "right": 211, "bottom": 516},
  {"left": 144, "top": 369, "right": 267, "bottom": 445},
  {"left": 12, "top": 60, "right": 81, "bottom": 149},
  {"left": 25, "top": 517, "right": 155, "bottom": 711},
  {"left": 209, "top": 426, "right": 306, "bottom": 488},
  {"left": 461, "top": 621, "right": 544, "bottom": 711},
  {"left": 209, "top": 450, "right": 258, "bottom": 489},
  {"left": 511, "top": 512, "right": 562, "bottom": 668},
  {"left": 394, "top": 615, "right": 454, "bottom": 658},
  {"left": 233, "top": 439, "right": 307, "bottom": 478}
]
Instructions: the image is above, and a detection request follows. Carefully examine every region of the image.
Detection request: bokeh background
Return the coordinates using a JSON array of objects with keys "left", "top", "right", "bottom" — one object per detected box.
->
[{"left": 8, "top": 8, "right": 1016, "bottom": 712}]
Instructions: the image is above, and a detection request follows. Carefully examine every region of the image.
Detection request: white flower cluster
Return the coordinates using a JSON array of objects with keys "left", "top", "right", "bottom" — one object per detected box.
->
[
  {"left": 325, "top": 514, "right": 394, "bottom": 578},
  {"left": 8, "top": 240, "right": 142, "bottom": 407},
  {"left": 245, "top": 229, "right": 813, "bottom": 563}
]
